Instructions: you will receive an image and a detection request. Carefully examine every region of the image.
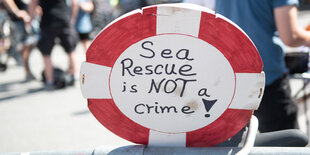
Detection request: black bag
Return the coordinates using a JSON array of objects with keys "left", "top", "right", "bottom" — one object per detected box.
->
[
  {"left": 42, "top": 68, "right": 74, "bottom": 89},
  {"left": 285, "top": 52, "right": 309, "bottom": 74}
]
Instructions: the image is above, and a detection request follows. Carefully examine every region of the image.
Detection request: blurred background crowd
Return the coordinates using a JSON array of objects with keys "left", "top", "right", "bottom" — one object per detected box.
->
[
  {"left": 0, "top": 0, "right": 186, "bottom": 89},
  {"left": 0, "top": 0, "right": 220, "bottom": 89}
]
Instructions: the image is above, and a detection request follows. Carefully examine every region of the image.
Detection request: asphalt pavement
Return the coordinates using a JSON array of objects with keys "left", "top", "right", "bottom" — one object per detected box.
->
[{"left": 0, "top": 44, "right": 134, "bottom": 154}]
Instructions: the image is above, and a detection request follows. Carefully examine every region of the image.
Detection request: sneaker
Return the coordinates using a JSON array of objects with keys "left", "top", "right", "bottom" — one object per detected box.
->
[
  {"left": 24, "top": 74, "right": 36, "bottom": 82},
  {"left": 0, "top": 63, "right": 6, "bottom": 72},
  {"left": 44, "top": 82, "right": 55, "bottom": 91},
  {"left": 67, "top": 74, "right": 75, "bottom": 86}
]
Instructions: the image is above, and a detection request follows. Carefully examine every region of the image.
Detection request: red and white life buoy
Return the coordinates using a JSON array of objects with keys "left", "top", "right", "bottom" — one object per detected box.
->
[{"left": 80, "top": 3, "right": 265, "bottom": 147}]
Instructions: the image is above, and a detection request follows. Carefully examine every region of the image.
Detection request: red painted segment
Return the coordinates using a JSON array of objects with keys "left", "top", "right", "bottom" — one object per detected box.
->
[
  {"left": 198, "top": 12, "right": 263, "bottom": 73},
  {"left": 86, "top": 7, "right": 157, "bottom": 67},
  {"left": 186, "top": 109, "right": 252, "bottom": 147},
  {"left": 88, "top": 99, "right": 150, "bottom": 144}
]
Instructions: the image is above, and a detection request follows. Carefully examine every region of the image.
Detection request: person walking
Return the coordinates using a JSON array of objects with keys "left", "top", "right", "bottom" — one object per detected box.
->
[
  {"left": 75, "top": 0, "right": 94, "bottom": 51},
  {"left": 216, "top": 0, "right": 310, "bottom": 132},
  {"left": 3, "top": 0, "right": 36, "bottom": 82},
  {"left": 29, "top": 0, "right": 79, "bottom": 90}
]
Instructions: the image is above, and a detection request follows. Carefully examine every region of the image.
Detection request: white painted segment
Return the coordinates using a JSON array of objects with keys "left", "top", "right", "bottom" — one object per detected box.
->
[
  {"left": 148, "top": 130, "right": 186, "bottom": 147},
  {"left": 156, "top": 5, "right": 202, "bottom": 37},
  {"left": 80, "top": 62, "right": 112, "bottom": 99},
  {"left": 229, "top": 72, "right": 265, "bottom": 110}
]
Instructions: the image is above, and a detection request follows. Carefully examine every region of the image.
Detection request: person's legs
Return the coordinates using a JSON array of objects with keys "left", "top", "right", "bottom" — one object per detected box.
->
[
  {"left": 37, "top": 27, "right": 56, "bottom": 89},
  {"left": 9, "top": 21, "right": 23, "bottom": 66},
  {"left": 78, "top": 33, "right": 91, "bottom": 51},
  {"left": 81, "top": 39, "right": 91, "bottom": 51},
  {"left": 22, "top": 44, "right": 35, "bottom": 81},
  {"left": 68, "top": 50, "right": 76, "bottom": 76},
  {"left": 43, "top": 55, "right": 53, "bottom": 84},
  {"left": 254, "top": 74, "right": 298, "bottom": 132},
  {"left": 59, "top": 27, "right": 78, "bottom": 78}
]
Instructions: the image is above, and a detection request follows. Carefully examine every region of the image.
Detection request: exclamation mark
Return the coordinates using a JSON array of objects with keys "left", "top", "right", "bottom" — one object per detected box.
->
[{"left": 202, "top": 99, "right": 217, "bottom": 117}]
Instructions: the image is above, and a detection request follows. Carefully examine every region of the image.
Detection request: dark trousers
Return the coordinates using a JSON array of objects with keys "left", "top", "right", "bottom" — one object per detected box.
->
[{"left": 254, "top": 74, "right": 299, "bottom": 133}]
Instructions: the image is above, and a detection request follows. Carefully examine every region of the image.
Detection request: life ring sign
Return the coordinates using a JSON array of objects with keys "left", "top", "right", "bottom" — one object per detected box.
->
[{"left": 80, "top": 3, "right": 265, "bottom": 147}]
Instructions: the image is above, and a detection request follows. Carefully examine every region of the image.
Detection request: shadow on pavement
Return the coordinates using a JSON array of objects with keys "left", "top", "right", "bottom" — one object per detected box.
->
[
  {"left": 72, "top": 110, "right": 91, "bottom": 116},
  {"left": 0, "top": 81, "right": 19, "bottom": 93},
  {"left": 0, "top": 87, "right": 44, "bottom": 102},
  {"left": 0, "top": 79, "right": 45, "bottom": 102}
]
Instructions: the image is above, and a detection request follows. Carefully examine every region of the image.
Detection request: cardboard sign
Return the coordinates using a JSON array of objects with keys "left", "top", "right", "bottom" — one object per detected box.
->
[{"left": 80, "top": 3, "right": 265, "bottom": 147}]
